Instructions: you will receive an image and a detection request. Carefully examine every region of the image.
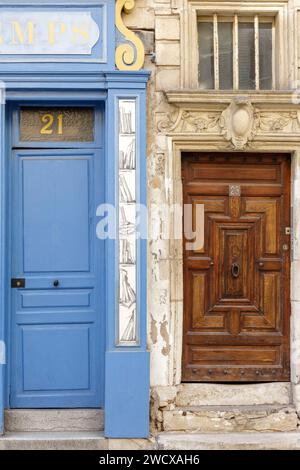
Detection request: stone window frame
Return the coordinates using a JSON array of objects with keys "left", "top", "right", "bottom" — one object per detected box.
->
[{"left": 182, "top": 1, "right": 291, "bottom": 90}]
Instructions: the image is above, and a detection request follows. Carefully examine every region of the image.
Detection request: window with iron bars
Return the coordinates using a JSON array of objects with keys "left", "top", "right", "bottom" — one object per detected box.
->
[{"left": 198, "top": 14, "right": 275, "bottom": 91}]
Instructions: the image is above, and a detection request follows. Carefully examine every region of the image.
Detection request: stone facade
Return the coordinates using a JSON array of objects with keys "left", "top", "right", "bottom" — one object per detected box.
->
[{"left": 124, "top": 0, "right": 300, "bottom": 436}]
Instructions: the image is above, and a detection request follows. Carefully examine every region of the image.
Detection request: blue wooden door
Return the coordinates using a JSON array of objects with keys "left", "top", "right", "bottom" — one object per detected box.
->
[{"left": 10, "top": 148, "right": 104, "bottom": 408}]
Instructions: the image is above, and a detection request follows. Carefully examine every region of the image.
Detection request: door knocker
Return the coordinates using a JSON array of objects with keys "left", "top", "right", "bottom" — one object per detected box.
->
[{"left": 231, "top": 263, "right": 240, "bottom": 278}]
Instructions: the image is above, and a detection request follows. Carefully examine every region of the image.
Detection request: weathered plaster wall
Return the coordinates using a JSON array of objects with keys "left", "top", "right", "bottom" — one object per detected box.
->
[
  {"left": 123, "top": 1, "right": 300, "bottom": 413},
  {"left": 124, "top": 0, "right": 183, "bottom": 387},
  {"left": 123, "top": 0, "right": 173, "bottom": 387}
]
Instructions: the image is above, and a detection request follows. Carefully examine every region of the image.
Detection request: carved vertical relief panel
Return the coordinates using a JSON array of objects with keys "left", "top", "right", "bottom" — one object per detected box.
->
[{"left": 118, "top": 99, "right": 138, "bottom": 345}]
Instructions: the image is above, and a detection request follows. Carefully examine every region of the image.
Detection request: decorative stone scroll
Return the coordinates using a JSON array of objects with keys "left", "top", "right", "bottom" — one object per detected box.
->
[
  {"left": 157, "top": 109, "right": 220, "bottom": 134},
  {"left": 115, "top": 0, "right": 145, "bottom": 71}
]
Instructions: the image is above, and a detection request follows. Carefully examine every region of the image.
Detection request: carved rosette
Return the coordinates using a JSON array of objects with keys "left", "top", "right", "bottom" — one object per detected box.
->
[
  {"left": 219, "top": 98, "right": 257, "bottom": 149},
  {"left": 115, "top": 0, "right": 145, "bottom": 71}
]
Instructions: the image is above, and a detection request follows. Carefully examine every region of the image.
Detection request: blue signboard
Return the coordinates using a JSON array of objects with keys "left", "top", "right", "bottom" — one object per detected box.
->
[{"left": 0, "top": 1, "right": 114, "bottom": 72}]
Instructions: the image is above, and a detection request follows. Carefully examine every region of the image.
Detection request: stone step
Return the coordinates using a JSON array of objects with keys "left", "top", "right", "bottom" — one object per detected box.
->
[
  {"left": 0, "top": 432, "right": 107, "bottom": 450},
  {"left": 4, "top": 409, "right": 104, "bottom": 432},
  {"left": 162, "top": 405, "right": 299, "bottom": 433},
  {"left": 0, "top": 431, "right": 107, "bottom": 450},
  {"left": 176, "top": 383, "right": 292, "bottom": 407},
  {"left": 157, "top": 432, "right": 300, "bottom": 450}
]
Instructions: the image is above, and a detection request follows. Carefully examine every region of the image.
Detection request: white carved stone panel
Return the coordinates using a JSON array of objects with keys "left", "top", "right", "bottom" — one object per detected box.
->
[{"left": 118, "top": 99, "right": 138, "bottom": 345}]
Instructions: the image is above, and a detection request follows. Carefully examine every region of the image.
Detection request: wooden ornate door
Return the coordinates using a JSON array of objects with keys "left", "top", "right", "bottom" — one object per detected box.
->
[{"left": 182, "top": 153, "right": 291, "bottom": 382}]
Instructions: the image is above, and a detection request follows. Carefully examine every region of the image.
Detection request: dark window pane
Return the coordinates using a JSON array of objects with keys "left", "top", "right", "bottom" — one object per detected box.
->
[
  {"left": 219, "top": 22, "right": 233, "bottom": 89},
  {"left": 259, "top": 23, "right": 273, "bottom": 89},
  {"left": 198, "top": 22, "right": 214, "bottom": 89},
  {"left": 238, "top": 22, "right": 255, "bottom": 90}
]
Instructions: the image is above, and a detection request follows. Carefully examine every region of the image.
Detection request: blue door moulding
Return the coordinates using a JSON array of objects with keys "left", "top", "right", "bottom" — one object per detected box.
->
[
  {"left": 0, "top": 0, "right": 150, "bottom": 437},
  {"left": 0, "top": 88, "right": 6, "bottom": 438},
  {"left": 105, "top": 79, "right": 149, "bottom": 438}
]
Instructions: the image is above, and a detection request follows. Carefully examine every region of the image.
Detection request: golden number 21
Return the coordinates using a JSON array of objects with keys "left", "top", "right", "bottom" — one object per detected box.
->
[{"left": 40, "top": 114, "right": 63, "bottom": 135}]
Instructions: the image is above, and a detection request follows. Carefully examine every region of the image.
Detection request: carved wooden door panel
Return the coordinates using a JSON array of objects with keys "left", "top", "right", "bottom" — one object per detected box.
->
[{"left": 182, "top": 153, "right": 291, "bottom": 382}]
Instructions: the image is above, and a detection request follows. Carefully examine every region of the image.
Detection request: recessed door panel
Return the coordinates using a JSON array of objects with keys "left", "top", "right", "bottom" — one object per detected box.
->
[
  {"left": 22, "top": 325, "right": 90, "bottom": 391},
  {"left": 23, "top": 158, "right": 90, "bottom": 273}
]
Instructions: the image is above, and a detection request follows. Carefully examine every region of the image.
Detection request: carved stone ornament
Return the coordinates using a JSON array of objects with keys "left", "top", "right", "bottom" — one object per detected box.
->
[
  {"left": 157, "top": 94, "right": 300, "bottom": 147},
  {"left": 229, "top": 184, "right": 241, "bottom": 197},
  {"left": 157, "top": 108, "right": 220, "bottom": 134},
  {"left": 219, "top": 98, "right": 257, "bottom": 149}
]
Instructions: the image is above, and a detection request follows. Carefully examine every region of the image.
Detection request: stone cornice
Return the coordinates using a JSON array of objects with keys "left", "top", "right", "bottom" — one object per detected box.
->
[{"left": 165, "top": 91, "right": 300, "bottom": 108}]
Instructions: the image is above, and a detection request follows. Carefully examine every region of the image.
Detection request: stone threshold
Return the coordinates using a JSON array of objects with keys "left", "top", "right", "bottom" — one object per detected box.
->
[
  {"left": 157, "top": 432, "right": 300, "bottom": 450},
  {"left": 175, "top": 382, "right": 293, "bottom": 407},
  {"left": 0, "top": 431, "right": 107, "bottom": 450},
  {"left": 112, "top": 430, "right": 300, "bottom": 450},
  {"left": 151, "top": 382, "right": 298, "bottom": 434},
  {"left": 162, "top": 405, "right": 298, "bottom": 433},
  {"left": 4, "top": 409, "right": 104, "bottom": 433},
  {"left": 0, "top": 431, "right": 157, "bottom": 450},
  {"left": 2, "top": 431, "right": 300, "bottom": 450},
  {"left": 152, "top": 382, "right": 292, "bottom": 409}
]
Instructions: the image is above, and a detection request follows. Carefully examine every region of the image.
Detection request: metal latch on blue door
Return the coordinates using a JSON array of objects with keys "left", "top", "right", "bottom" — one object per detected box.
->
[{"left": 11, "top": 278, "right": 25, "bottom": 288}]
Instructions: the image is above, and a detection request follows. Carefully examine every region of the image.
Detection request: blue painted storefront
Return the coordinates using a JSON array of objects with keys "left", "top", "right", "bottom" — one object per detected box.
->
[{"left": 0, "top": 0, "right": 150, "bottom": 438}]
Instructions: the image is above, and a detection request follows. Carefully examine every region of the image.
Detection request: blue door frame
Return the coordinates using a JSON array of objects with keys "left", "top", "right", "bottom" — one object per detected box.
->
[{"left": 0, "top": 70, "right": 150, "bottom": 438}]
